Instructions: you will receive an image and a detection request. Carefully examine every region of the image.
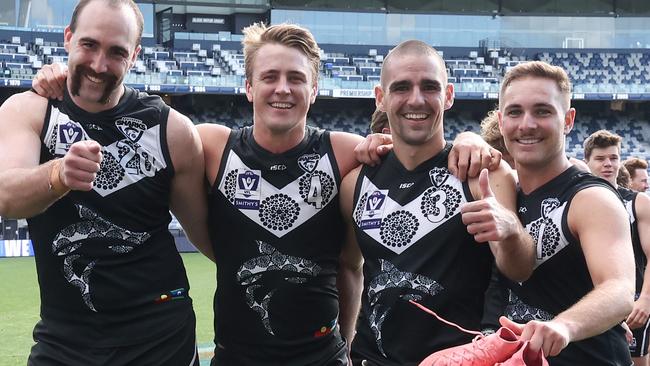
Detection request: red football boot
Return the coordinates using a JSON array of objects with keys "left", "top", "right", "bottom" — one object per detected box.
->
[{"left": 495, "top": 341, "right": 549, "bottom": 366}]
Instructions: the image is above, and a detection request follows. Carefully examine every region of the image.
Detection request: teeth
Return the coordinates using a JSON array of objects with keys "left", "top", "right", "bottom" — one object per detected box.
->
[
  {"left": 518, "top": 138, "right": 541, "bottom": 145},
  {"left": 271, "top": 102, "right": 292, "bottom": 109},
  {"left": 85, "top": 74, "right": 103, "bottom": 84},
  {"left": 403, "top": 113, "right": 428, "bottom": 120}
]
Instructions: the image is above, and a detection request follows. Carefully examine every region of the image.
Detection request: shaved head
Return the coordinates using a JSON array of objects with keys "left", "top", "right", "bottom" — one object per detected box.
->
[{"left": 380, "top": 40, "right": 447, "bottom": 88}]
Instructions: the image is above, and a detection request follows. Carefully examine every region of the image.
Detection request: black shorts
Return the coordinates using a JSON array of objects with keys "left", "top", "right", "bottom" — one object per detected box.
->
[
  {"left": 630, "top": 318, "right": 650, "bottom": 357},
  {"left": 211, "top": 333, "right": 349, "bottom": 366},
  {"left": 28, "top": 314, "right": 199, "bottom": 366}
]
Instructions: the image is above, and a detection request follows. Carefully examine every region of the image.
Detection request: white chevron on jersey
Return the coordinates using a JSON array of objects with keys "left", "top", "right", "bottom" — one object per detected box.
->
[
  {"left": 525, "top": 198, "right": 570, "bottom": 268},
  {"left": 354, "top": 173, "right": 466, "bottom": 255},
  {"left": 217, "top": 150, "right": 338, "bottom": 238},
  {"left": 44, "top": 107, "right": 167, "bottom": 197}
]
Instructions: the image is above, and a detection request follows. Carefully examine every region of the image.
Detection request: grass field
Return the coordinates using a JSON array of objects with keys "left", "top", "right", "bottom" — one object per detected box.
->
[{"left": 0, "top": 253, "right": 216, "bottom": 366}]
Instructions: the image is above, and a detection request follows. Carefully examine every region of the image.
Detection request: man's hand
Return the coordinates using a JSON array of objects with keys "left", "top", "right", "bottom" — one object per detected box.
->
[
  {"left": 449, "top": 131, "right": 502, "bottom": 181},
  {"left": 60, "top": 140, "right": 103, "bottom": 191},
  {"left": 627, "top": 294, "right": 650, "bottom": 329},
  {"left": 461, "top": 169, "right": 520, "bottom": 243},
  {"left": 500, "top": 316, "right": 570, "bottom": 358},
  {"left": 32, "top": 63, "right": 68, "bottom": 101},
  {"left": 353, "top": 133, "right": 392, "bottom": 166}
]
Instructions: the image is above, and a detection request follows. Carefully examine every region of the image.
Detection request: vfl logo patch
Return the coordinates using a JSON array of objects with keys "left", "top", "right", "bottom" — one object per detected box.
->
[
  {"left": 235, "top": 170, "right": 262, "bottom": 210},
  {"left": 115, "top": 117, "right": 146, "bottom": 142},
  {"left": 359, "top": 190, "right": 388, "bottom": 230},
  {"left": 297, "top": 154, "right": 320, "bottom": 173},
  {"left": 55, "top": 122, "right": 84, "bottom": 155}
]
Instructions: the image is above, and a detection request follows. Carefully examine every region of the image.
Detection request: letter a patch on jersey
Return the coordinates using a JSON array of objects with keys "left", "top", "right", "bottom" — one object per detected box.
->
[
  {"left": 235, "top": 170, "right": 262, "bottom": 210},
  {"left": 360, "top": 190, "right": 388, "bottom": 230}
]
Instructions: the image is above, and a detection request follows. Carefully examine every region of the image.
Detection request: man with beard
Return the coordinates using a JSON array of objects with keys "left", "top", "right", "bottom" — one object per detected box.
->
[
  {"left": 583, "top": 130, "right": 650, "bottom": 366},
  {"left": 497, "top": 61, "right": 634, "bottom": 365},
  {"left": 340, "top": 40, "right": 535, "bottom": 365},
  {"left": 0, "top": 0, "right": 211, "bottom": 364}
]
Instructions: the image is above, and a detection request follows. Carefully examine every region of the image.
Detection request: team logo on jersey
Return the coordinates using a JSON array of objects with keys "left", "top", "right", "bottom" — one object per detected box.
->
[
  {"left": 115, "top": 117, "right": 146, "bottom": 142},
  {"left": 235, "top": 170, "right": 262, "bottom": 210},
  {"left": 55, "top": 121, "right": 84, "bottom": 155},
  {"left": 360, "top": 190, "right": 388, "bottom": 229},
  {"left": 297, "top": 153, "right": 320, "bottom": 173},
  {"left": 429, "top": 167, "right": 450, "bottom": 188}
]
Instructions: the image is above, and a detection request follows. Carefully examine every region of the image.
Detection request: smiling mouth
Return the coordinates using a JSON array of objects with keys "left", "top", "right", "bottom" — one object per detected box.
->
[
  {"left": 401, "top": 113, "right": 429, "bottom": 121},
  {"left": 270, "top": 102, "right": 294, "bottom": 109},
  {"left": 84, "top": 74, "right": 105, "bottom": 84},
  {"left": 517, "top": 138, "right": 542, "bottom": 145}
]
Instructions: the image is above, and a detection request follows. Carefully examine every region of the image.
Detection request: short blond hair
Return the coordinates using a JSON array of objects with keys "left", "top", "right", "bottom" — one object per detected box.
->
[
  {"left": 242, "top": 22, "right": 320, "bottom": 85},
  {"left": 499, "top": 61, "right": 572, "bottom": 110}
]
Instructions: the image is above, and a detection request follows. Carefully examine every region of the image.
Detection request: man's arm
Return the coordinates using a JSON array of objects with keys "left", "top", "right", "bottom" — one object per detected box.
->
[
  {"left": 502, "top": 186, "right": 635, "bottom": 357},
  {"left": 166, "top": 109, "right": 214, "bottom": 261},
  {"left": 627, "top": 192, "right": 650, "bottom": 329},
  {"left": 0, "top": 92, "right": 100, "bottom": 218},
  {"left": 462, "top": 165, "right": 535, "bottom": 282},
  {"left": 337, "top": 165, "right": 364, "bottom": 349}
]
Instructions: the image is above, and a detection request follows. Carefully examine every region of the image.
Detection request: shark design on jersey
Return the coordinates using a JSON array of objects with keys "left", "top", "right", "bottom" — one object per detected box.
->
[
  {"left": 45, "top": 108, "right": 167, "bottom": 197},
  {"left": 505, "top": 291, "right": 554, "bottom": 322},
  {"left": 236, "top": 241, "right": 322, "bottom": 335},
  {"left": 51, "top": 204, "right": 151, "bottom": 311},
  {"left": 367, "top": 259, "right": 444, "bottom": 356}
]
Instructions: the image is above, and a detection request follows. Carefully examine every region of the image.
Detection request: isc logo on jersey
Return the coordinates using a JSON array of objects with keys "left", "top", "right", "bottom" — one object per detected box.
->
[{"left": 235, "top": 170, "right": 262, "bottom": 210}]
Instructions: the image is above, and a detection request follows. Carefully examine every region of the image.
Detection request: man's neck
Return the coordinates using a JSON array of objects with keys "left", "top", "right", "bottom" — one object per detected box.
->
[
  {"left": 392, "top": 135, "right": 446, "bottom": 171},
  {"left": 517, "top": 156, "right": 572, "bottom": 194},
  {"left": 252, "top": 123, "right": 306, "bottom": 154}
]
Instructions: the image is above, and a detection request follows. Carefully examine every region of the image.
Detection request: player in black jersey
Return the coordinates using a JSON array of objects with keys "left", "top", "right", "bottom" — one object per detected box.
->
[
  {"left": 497, "top": 61, "right": 635, "bottom": 365},
  {"left": 340, "top": 40, "right": 535, "bottom": 366},
  {"left": 31, "top": 21, "right": 502, "bottom": 366},
  {"left": 0, "top": 0, "right": 211, "bottom": 365},
  {"left": 195, "top": 25, "right": 501, "bottom": 366},
  {"left": 584, "top": 129, "right": 650, "bottom": 366}
]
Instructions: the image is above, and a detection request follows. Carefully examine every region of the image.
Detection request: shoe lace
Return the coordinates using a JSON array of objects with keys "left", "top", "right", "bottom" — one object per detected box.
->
[
  {"left": 410, "top": 300, "right": 496, "bottom": 364},
  {"left": 409, "top": 300, "right": 483, "bottom": 337}
]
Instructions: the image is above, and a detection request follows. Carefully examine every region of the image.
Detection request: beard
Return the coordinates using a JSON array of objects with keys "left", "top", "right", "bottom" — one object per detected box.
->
[{"left": 69, "top": 65, "right": 119, "bottom": 104}]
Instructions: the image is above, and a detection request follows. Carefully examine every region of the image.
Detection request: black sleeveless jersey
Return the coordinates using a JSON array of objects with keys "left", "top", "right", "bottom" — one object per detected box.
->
[
  {"left": 350, "top": 144, "right": 493, "bottom": 366},
  {"left": 208, "top": 126, "right": 346, "bottom": 364},
  {"left": 26, "top": 86, "right": 193, "bottom": 347},
  {"left": 618, "top": 186, "right": 646, "bottom": 295},
  {"left": 502, "top": 166, "right": 631, "bottom": 366}
]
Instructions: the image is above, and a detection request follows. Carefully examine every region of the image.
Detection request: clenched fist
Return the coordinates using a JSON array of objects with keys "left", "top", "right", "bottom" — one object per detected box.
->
[{"left": 59, "top": 140, "right": 103, "bottom": 191}]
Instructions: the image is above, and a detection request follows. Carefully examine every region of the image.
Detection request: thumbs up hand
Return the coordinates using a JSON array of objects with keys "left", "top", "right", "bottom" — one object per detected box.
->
[{"left": 461, "top": 169, "right": 519, "bottom": 243}]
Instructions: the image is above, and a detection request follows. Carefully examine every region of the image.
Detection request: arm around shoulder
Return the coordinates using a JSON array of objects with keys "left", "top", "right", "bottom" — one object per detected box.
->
[{"left": 167, "top": 109, "right": 214, "bottom": 262}]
